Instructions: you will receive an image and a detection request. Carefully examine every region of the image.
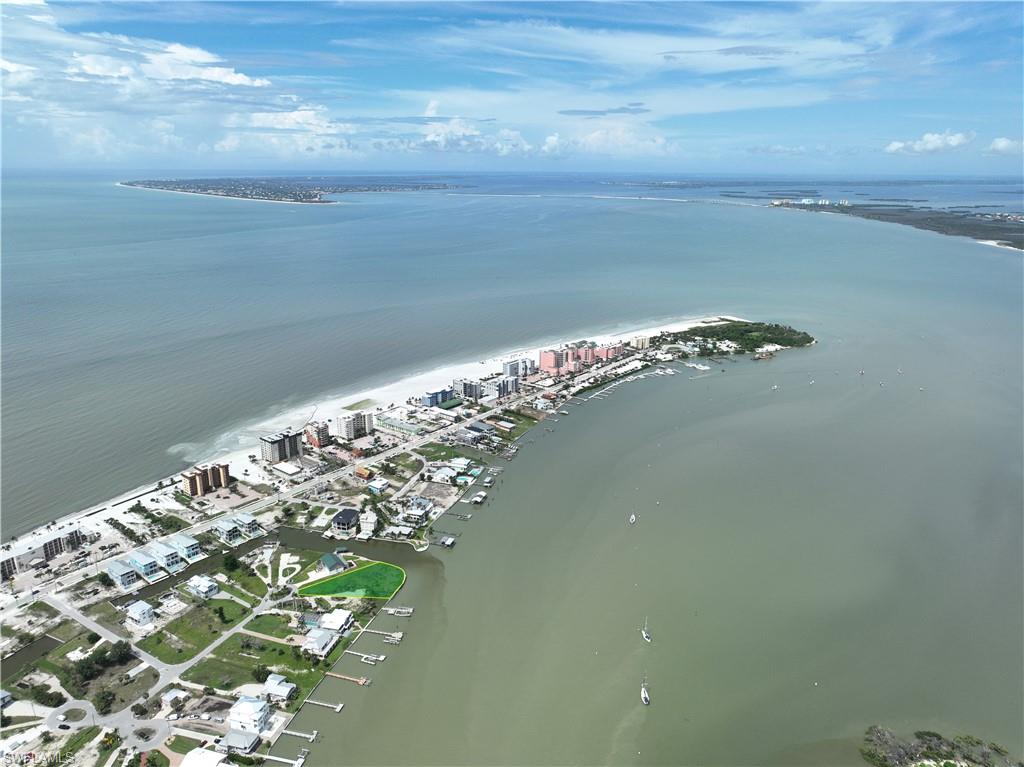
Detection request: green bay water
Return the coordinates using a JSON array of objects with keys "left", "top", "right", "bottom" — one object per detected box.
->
[
  {"left": 3, "top": 173, "right": 1022, "bottom": 763},
  {"left": 272, "top": 229, "right": 1021, "bottom": 762}
]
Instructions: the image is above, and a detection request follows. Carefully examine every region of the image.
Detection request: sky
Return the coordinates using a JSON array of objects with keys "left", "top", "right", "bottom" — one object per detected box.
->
[{"left": 2, "top": 1, "right": 1022, "bottom": 173}]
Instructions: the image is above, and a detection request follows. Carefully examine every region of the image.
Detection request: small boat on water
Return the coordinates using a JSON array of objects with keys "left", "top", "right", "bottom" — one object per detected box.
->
[
  {"left": 629, "top": 513, "right": 637, "bottom": 525},
  {"left": 640, "top": 616, "right": 652, "bottom": 643},
  {"left": 641, "top": 676, "right": 651, "bottom": 705}
]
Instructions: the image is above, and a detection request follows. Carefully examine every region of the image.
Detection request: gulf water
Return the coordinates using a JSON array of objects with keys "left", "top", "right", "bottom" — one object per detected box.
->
[{"left": 3, "top": 172, "right": 1021, "bottom": 763}]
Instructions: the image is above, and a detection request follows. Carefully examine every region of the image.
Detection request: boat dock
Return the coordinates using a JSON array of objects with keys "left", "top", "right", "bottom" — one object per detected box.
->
[
  {"left": 326, "top": 671, "right": 372, "bottom": 686},
  {"left": 382, "top": 606, "right": 414, "bottom": 617},
  {"left": 262, "top": 755, "right": 298, "bottom": 765},
  {"left": 303, "top": 699, "right": 345, "bottom": 712},
  {"left": 281, "top": 729, "right": 318, "bottom": 742},
  {"left": 345, "top": 650, "right": 386, "bottom": 665}
]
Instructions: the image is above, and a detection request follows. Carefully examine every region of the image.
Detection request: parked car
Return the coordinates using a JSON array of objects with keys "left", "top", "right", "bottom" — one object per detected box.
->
[{"left": 58, "top": 725, "right": 70, "bottom": 731}]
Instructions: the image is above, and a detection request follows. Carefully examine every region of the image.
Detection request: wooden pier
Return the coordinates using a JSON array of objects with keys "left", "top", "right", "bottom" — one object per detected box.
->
[
  {"left": 326, "top": 671, "right": 371, "bottom": 686},
  {"left": 345, "top": 650, "right": 386, "bottom": 664},
  {"left": 304, "top": 699, "right": 344, "bottom": 712},
  {"left": 281, "top": 729, "right": 318, "bottom": 742}
]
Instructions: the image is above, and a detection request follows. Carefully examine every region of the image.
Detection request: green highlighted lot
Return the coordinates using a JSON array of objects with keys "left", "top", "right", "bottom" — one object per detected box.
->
[{"left": 298, "top": 562, "right": 405, "bottom": 600}]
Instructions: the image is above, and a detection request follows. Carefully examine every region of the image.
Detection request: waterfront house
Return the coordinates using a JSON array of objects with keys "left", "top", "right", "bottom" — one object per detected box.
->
[
  {"left": 331, "top": 508, "right": 359, "bottom": 537},
  {"left": 317, "top": 552, "right": 347, "bottom": 574},
  {"left": 214, "top": 519, "right": 242, "bottom": 545},
  {"left": 216, "top": 730, "right": 259, "bottom": 755},
  {"left": 127, "top": 550, "right": 161, "bottom": 580},
  {"left": 232, "top": 513, "right": 261, "bottom": 537},
  {"left": 186, "top": 574, "right": 220, "bottom": 599},
  {"left": 359, "top": 510, "right": 377, "bottom": 536},
  {"left": 125, "top": 600, "right": 154, "bottom": 626},
  {"left": 319, "top": 608, "right": 353, "bottom": 633},
  {"left": 145, "top": 541, "right": 184, "bottom": 572},
  {"left": 105, "top": 560, "right": 139, "bottom": 590},
  {"left": 167, "top": 533, "right": 202, "bottom": 561},
  {"left": 228, "top": 696, "right": 270, "bottom": 734},
  {"left": 263, "top": 673, "right": 296, "bottom": 702},
  {"left": 302, "top": 627, "right": 339, "bottom": 658}
]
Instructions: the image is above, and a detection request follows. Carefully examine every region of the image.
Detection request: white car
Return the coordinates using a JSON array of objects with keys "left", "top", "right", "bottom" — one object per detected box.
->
[{"left": 57, "top": 715, "right": 67, "bottom": 722}]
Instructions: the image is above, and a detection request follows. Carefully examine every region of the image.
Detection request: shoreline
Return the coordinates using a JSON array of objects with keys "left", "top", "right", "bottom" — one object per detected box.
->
[
  {"left": 5, "top": 313, "right": 747, "bottom": 545},
  {"left": 115, "top": 182, "right": 342, "bottom": 205}
]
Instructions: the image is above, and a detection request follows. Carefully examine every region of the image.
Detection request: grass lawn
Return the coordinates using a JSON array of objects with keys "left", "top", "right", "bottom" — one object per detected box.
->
[
  {"left": 281, "top": 548, "right": 325, "bottom": 583},
  {"left": 394, "top": 453, "right": 424, "bottom": 473},
  {"left": 182, "top": 634, "right": 348, "bottom": 710},
  {"left": 103, "top": 666, "right": 158, "bottom": 714},
  {"left": 144, "top": 750, "right": 170, "bottom": 767},
  {"left": 27, "top": 601, "right": 59, "bottom": 618},
  {"left": 84, "top": 601, "right": 128, "bottom": 638},
  {"left": 415, "top": 443, "right": 467, "bottom": 461},
  {"left": 215, "top": 581, "right": 259, "bottom": 607},
  {"left": 229, "top": 569, "right": 268, "bottom": 597},
  {"left": 62, "top": 726, "right": 102, "bottom": 758},
  {"left": 494, "top": 410, "right": 539, "bottom": 440},
  {"left": 243, "top": 613, "right": 294, "bottom": 639},
  {"left": 298, "top": 562, "right": 405, "bottom": 600},
  {"left": 65, "top": 708, "right": 87, "bottom": 722},
  {"left": 137, "top": 600, "right": 249, "bottom": 662},
  {"left": 49, "top": 620, "right": 92, "bottom": 642},
  {"left": 166, "top": 736, "right": 203, "bottom": 755}
]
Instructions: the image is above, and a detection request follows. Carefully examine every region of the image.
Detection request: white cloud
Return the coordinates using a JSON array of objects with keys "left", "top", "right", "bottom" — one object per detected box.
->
[
  {"left": 986, "top": 137, "right": 1022, "bottom": 155},
  {"left": 884, "top": 130, "right": 974, "bottom": 154},
  {"left": 424, "top": 99, "right": 439, "bottom": 117},
  {"left": 139, "top": 43, "right": 270, "bottom": 87},
  {"left": 67, "top": 53, "right": 133, "bottom": 78}
]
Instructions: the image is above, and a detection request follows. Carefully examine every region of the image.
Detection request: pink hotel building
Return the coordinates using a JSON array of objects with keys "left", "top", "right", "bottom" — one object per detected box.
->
[{"left": 538, "top": 343, "right": 625, "bottom": 374}]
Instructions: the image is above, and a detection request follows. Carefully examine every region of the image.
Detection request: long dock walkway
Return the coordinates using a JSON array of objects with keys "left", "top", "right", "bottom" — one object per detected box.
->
[{"left": 326, "top": 671, "right": 371, "bottom": 686}]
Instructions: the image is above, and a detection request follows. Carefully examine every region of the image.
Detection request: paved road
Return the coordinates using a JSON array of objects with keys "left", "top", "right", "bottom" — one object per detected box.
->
[
  {"left": 42, "top": 584, "right": 275, "bottom": 751},
  {"left": 2, "top": 387, "right": 544, "bottom": 622}
]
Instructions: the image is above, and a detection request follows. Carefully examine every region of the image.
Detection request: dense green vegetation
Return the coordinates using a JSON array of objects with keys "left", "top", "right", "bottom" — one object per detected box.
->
[
  {"left": 656, "top": 321, "right": 814, "bottom": 353},
  {"left": 299, "top": 562, "right": 405, "bottom": 599},
  {"left": 130, "top": 502, "right": 189, "bottom": 534},
  {"left": 107, "top": 518, "right": 144, "bottom": 545},
  {"left": 144, "top": 750, "right": 170, "bottom": 767},
  {"left": 92, "top": 731, "right": 122, "bottom": 767},
  {"left": 859, "top": 726, "right": 1018, "bottom": 767}
]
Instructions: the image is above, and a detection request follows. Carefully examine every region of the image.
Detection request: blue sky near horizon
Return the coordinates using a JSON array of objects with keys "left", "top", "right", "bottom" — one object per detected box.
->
[{"left": 2, "top": 1, "right": 1022, "bottom": 173}]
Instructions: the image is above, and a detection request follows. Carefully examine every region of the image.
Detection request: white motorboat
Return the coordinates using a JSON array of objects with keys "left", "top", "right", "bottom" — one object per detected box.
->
[
  {"left": 640, "top": 616, "right": 652, "bottom": 643},
  {"left": 641, "top": 676, "right": 650, "bottom": 705},
  {"left": 629, "top": 513, "right": 637, "bottom": 525}
]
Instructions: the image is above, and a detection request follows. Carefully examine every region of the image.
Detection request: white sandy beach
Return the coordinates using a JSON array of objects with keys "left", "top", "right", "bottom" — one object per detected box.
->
[{"left": 36, "top": 313, "right": 746, "bottom": 538}]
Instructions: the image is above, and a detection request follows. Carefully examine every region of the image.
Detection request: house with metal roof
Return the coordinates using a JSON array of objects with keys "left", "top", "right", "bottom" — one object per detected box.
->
[
  {"left": 213, "top": 519, "right": 242, "bottom": 545},
  {"left": 263, "top": 673, "right": 296, "bottom": 702},
  {"left": 145, "top": 541, "right": 184, "bottom": 572},
  {"left": 317, "top": 552, "right": 347, "bottom": 574},
  {"left": 167, "top": 533, "right": 202, "bottom": 561},
  {"left": 127, "top": 550, "right": 161, "bottom": 580},
  {"left": 187, "top": 574, "right": 220, "bottom": 599},
  {"left": 232, "top": 513, "right": 261, "bottom": 537},
  {"left": 106, "top": 560, "right": 139, "bottom": 590},
  {"left": 125, "top": 600, "right": 154, "bottom": 626},
  {"left": 302, "top": 627, "right": 339, "bottom": 658}
]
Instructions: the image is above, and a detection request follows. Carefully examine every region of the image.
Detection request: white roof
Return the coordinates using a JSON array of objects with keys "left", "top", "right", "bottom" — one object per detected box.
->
[
  {"left": 161, "top": 688, "right": 189, "bottom": 704},
  {"left": 179, "top": 750, "right": 227, "bottom": 767},
  {"left": 319, "top": 608, "right": 352, "bottom": 631},
  {"left": 272, "top": 461, "right": 302, "bottom": 476},
  {"left": 146, "top": 541, "right": 177, "bottom": 558},
  {"left": 188, "top": 574, "right": 218, "bottom": 590},
  {"left": 106, "top": 560, "right": 134, "bottom": 576},
  {"left": 229, "top": 696, "right": 268, "bottom": 718},
  {"left": 126, "top": 601, "right": 152, "bottom": 620},
  {"left": 303, "top": 628, "right": 336, "bottom": 653},
  {"left": 168, "top": 533, "right": 199, "bottom": 548},
  {"left": 263, "top": 674, "right": 296, "bottom": 697},
  {"left": 233, "top": 513, "right": 257, "bottom": 525}
]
